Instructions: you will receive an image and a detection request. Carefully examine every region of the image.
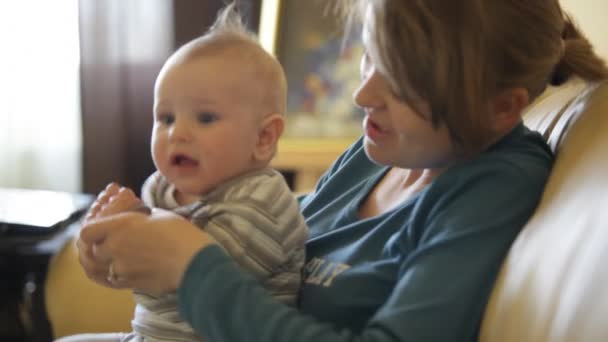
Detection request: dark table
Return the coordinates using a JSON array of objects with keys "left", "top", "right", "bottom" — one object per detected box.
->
[
  {"left": 0, "top": 187, "right": 93, "bottom": 342},
  {"left": 1, "top": 220, "right": 83, "bottom": 342}
]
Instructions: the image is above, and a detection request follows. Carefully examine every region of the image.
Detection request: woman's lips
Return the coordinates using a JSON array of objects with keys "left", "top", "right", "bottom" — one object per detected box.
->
[{"left": 364, "top": 116, "right": 387, "bottom": 142}]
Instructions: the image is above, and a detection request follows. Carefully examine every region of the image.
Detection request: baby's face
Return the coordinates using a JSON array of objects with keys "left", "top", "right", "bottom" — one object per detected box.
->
[{"left": 151, "top": 56, "right": 263, "bottom": 197}]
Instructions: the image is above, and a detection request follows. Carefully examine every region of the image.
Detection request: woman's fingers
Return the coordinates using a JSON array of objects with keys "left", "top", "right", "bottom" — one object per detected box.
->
[
  {"left": 77, "top": 209, "right": 215, "bottom": 294},
  {"left": 76, "top": 224, "right": 132, "bottom": 289},
  {"left": 78, "top": 213, "right": 145, "bottom": 289},
  {"left": 91, "top": 243, "right": 113, "bottom": 263},
  {"left": 76, "top": 238, "right": 115, "bottom": 287},
  {"left": 80, "top": 211, "right": 133, "bottom": 244}
]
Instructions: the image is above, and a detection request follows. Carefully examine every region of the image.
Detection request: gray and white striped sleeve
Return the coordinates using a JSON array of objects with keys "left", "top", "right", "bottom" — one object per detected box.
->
[{"left": 190, "top": 169, "right": 308, "bottom": 305}]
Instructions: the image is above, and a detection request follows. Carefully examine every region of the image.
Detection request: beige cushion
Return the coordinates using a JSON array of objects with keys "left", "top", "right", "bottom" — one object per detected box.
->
[
  {"left": 480, "top": 81, "right": 608, "bottom": 342},
  {"left": 45, "top": 238, "right": 135, "bottom": 338}
]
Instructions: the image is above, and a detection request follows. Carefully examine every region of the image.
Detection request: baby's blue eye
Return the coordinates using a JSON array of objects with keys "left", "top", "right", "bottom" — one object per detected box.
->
[
  {"left": 158, "top": 113, "right": 175, "bottom": 125},
  {"left": 197, "top": 112, "right": 217, "bottom": 124}
]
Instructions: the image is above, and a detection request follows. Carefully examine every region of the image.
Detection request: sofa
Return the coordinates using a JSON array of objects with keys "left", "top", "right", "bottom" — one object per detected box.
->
[
  {"left": 480, "top": 79, "right": 608, "bottom": 341},
  {"left": 45, "top": 79, "right": 608, "bottom": 340}
]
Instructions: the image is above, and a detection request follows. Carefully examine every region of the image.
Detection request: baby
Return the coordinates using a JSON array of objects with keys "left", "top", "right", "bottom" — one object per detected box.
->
[{"left": 75, "top": 4, "right": 308, "bottom": 342}]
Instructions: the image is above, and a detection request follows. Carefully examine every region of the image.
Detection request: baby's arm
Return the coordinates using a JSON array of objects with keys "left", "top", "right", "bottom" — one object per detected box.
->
[{"left": 84, "top": 183, "right": 149, "bottom": 222}]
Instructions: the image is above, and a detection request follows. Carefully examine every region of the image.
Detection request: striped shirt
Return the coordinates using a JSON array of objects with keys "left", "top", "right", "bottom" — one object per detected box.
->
[{"left": 128, "top": 167, "right": 308, "bottom": 341}]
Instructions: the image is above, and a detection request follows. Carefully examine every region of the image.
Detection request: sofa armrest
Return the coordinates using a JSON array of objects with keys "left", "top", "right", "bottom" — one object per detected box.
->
[{"left": 44, "top": 238, "right": 135, "bottom": 339}]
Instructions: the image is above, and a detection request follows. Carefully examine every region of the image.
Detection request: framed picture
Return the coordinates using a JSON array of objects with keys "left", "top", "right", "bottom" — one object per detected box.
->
[{"left": 259, "top": 0, "right": 364, "bottom": 139}]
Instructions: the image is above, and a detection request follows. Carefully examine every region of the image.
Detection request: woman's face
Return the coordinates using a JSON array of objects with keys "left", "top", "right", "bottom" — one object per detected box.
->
[{"left": 354, "top": 26, "right": 458, "bottom": 169}]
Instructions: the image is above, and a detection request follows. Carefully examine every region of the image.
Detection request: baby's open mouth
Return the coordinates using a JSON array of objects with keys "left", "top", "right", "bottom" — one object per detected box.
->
[{"left": 171, "top": 154, "right": 199, "bottom": 167}]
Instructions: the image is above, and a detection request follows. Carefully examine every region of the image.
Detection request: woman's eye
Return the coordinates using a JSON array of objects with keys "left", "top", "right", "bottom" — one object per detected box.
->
[
  {"left": 157, "top": 113, "right": 174, "bottom": 125},
  {"left": 197, "top": 112, "right": 217, "bottom": 124}
]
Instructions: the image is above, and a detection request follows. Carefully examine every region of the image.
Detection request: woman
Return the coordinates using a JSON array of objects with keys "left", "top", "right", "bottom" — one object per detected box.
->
[{"left": 77, "top": 0, "right": 608, "bottom": 341}]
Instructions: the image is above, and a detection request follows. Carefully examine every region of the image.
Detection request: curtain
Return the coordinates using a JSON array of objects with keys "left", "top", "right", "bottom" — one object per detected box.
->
[
  {"left": 78, "top": 0, "right": 242, "bottom": 194},
  {"left": 79, "top": 0, "right": 174, "bottom": 194},
  {"left": 0, "top": 0, "right": 82, "bottom": 192}
]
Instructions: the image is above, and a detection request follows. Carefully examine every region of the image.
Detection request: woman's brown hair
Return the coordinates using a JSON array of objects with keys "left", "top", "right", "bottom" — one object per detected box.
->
[{"left": 340, "top": 0, "right": 608, "bottom": 154}]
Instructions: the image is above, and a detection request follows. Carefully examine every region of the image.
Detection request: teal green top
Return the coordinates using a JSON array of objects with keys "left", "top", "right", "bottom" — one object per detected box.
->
[{"left": 178, "top": 123, "right": 553, "bottom": 341}]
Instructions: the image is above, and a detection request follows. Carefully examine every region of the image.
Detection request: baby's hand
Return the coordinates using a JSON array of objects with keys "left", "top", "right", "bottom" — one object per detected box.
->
[{"left": 84, "top": 183, "right": 148, "bottom": 222}]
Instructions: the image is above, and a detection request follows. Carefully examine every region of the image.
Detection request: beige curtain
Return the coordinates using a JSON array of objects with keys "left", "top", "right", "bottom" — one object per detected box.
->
[
  {"left": 78, "top": 0, "right": 174, "bottom": 194},
  {"left": 0, "top": 1, "right": 82, "bottom": 192}
]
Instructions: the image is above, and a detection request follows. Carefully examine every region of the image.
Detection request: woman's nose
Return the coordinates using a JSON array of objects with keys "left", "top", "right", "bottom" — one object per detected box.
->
[{"left": 353, "top": 71, "right": 383, "bottom": 110}]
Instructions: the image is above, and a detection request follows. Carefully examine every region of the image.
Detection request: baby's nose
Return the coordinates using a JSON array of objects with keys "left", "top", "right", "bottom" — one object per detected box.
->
[{"left": 168, "top": 120, "right": 193, "bottom": 142}]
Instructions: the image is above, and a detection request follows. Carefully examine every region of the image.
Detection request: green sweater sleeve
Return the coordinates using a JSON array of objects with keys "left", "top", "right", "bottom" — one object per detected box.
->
[
  {"left": 180, "top": 245, "right": 424, "bottom": 342},
  {"left": 178, "top": 246, "right": 355, "bottom": 342}
]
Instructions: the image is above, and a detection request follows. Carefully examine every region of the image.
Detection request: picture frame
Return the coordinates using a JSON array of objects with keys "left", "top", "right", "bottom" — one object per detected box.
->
[
  {"left": 259, "top": 0, "right": 362, "bottom": 191},
  {"left": 259, "top": 0, "right": 364, "bottom": 139}
]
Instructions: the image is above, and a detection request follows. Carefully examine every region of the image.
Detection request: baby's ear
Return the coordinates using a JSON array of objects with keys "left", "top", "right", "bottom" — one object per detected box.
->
[{"left": 253, "top": 113, "right": 285, "bottom": 162}]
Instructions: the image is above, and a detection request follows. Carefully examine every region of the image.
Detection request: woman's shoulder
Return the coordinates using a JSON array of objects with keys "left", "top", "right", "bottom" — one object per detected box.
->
[
  {"left": 440, "top": 123, "right": 552, "bottom": 190},
  {"left": 486, "top": 123, "right": 553, "bottom": 171},
  {"left": 411, "top": 126, "right": 554, "bottom": 241}
]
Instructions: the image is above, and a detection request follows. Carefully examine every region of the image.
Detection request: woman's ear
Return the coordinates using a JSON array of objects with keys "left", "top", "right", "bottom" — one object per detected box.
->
[
  {"left": 253, "top": 113, "right": 285, "bottom": 163},
  {"left": 491, "top": 87, "right": 529, "bottom": 135}
]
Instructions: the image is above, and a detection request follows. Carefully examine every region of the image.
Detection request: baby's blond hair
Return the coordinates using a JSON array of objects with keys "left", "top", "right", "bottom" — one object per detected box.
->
[{"left": 163, "top": 2, "right": 287, "bottom": 117}]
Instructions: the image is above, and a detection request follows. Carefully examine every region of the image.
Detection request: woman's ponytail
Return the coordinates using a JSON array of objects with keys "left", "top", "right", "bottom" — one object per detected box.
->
[{"left": 551, "top": 15, "right": 608, "bottom": 85}]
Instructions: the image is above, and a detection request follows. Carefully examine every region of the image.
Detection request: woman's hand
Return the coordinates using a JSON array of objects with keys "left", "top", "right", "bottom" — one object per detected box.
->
[{"left": 77, "top": 208, "right": 216, "bottom": 295}]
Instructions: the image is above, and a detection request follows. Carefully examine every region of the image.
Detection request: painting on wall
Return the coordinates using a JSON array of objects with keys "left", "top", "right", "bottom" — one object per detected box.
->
[{"left": 260, "top": 0, "right": 364, "bottom": 138}]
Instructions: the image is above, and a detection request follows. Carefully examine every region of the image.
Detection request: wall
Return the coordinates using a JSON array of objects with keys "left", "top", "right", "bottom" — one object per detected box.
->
[{"left": 561, "top": 0, "right": 608, "bottom": 61}]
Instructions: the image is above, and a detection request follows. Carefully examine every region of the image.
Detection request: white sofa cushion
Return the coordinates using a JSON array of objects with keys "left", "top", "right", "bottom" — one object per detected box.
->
[{"left": 480, "top": 81, "right": 608, "bottom": 342}]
